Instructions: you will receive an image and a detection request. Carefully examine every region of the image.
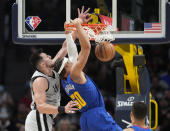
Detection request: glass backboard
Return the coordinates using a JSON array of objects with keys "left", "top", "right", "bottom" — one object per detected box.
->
[{"left": 12, "top": 0, "right": 170, "bottom": 44}]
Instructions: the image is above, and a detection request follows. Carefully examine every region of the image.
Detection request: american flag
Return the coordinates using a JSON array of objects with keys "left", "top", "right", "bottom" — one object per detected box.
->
[{"left": 144, "top": 23, "right": 162, "bottom": 33}]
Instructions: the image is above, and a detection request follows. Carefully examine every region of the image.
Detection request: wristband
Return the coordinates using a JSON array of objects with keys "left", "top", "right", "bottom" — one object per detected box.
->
[{"left": 58, "top": 106, "right": 65, "bottom": 114}]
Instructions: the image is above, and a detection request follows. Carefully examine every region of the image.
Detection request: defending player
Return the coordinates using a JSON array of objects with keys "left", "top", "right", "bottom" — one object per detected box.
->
[
  {"left": 123, "top": 102, "right": 152, "bottom": 131},
  {"left": 25, "top": 49, "right": 79, "bottom": 131},
  {"left": 54, "top": 18, "right": 122, "bottom": 131},
  {"left": 25, "top": 7, "right": 91, "bottom": 131}
]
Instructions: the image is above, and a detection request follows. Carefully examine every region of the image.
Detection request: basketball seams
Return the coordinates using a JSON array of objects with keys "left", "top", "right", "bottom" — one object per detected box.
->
[
  {"left": 103, "top": 42, "right": 108, "bottom": 60},
  {"left": 109, "top": 43, "right": 114, "bottom": 58},
  {"left": 99, "top": 43, "right": 104, "bottom": 59},
  {"left": 95, "top": 42, "right": 115, "bottom": 62}
]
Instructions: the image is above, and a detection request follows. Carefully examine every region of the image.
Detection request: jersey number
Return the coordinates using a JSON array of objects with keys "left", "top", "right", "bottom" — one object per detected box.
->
[{"left": 70, "top": 91, "right": 86, "bottom": 109}]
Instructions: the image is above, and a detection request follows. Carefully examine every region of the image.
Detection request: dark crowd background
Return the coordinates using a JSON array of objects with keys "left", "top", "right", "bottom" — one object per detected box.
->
[{"left": 0, "top": 0, "right": 170, "bottom": 131}]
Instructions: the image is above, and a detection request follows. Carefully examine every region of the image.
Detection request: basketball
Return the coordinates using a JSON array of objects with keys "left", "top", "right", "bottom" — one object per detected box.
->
[{"left": 95, "top": 41, "right": 115, "bottom": 62}]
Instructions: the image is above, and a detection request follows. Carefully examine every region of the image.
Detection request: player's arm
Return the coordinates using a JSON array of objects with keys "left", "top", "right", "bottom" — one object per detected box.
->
[
  {"left": 52, "top": 6, "right": 91, "bottom": 65},
  {"left": 123, "top": 128, "right": 134, "bottom": 131},
  {"left": 70, "top": 18, "right": 91, "bottom": 84},
  {"left": 65, "top": 26, "right": 78, "bottom": 64},
  {"left": 51, "top": 32, "right": 77, "bottom": 65},
  {"left": 65, "top": 7, "right": 91, "bottom": 64},
  {"left": 33, "top": 77, "right": 78, "bottom": 114}
]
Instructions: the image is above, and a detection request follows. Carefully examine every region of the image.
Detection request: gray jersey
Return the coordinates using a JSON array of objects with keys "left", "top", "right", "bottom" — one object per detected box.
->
[
  {"left": 30, "top": 70, "right": 61, "bottom": 110},
  {"left": 25, "top": 70, "right": 60, "bottom": 131}
]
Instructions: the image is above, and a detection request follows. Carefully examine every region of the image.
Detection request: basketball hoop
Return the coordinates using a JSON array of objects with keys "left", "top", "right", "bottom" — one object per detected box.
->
[{"left": 65, "top": 24, "right": 116, "bottom": 43}]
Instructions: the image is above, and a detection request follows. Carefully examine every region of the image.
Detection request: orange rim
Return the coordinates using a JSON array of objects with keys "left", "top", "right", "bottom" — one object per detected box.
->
[
  {"left": 65, "top": 24, "right": 107, "bottom": 34},
  {"left": 66, "top": 24, "right": 107, "bottom": 28}
]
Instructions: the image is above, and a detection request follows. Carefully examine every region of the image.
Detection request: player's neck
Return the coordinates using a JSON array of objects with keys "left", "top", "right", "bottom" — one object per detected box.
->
[
  {"left": 40, "top": 68, "right": 53, "bottom": 77},
  {"left": 132, "top": 119, "right": 146, "bottom": 128}
]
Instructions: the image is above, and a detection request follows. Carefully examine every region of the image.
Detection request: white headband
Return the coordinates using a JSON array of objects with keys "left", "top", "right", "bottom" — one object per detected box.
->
[{"left": 58, "top": 57, "right": 69, "bottom": 74}]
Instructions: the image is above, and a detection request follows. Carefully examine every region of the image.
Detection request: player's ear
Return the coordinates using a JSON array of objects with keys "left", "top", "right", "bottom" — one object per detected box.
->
[{"left": 39, "top": 61, "right": 45, "bottom": 68}]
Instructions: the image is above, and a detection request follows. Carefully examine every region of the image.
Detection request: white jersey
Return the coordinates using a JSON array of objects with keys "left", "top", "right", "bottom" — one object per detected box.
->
[
  {"left": 25, "top": 70, "right": 60, "bottom": 131},
  {"left": 30, "top": 70, "right": 61, "bottom": 110}
]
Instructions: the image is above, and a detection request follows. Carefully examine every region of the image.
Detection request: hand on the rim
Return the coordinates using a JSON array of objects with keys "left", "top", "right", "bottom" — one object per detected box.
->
[
  {"left": 78, "top": 6, "right": 92, "bottom": 24},
  {"left": 70, "top": 18, "right": 83, "bottom": 28},
  {"left": 64, "top": 22, "right": 72, "bottom": 34},
  {"left": 65, "top": 100, "right": 79, "bottom": 114}
]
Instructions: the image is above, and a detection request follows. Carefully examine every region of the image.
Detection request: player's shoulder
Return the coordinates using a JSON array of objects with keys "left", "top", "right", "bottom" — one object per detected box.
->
[
  {"left": 32, "top": 77, "right": 49, "bottom": 91},
  {"left": 70, "top": 71, "right": 86, "bottom": 84},
  {"left": 123, "top": 128, "right": 134, "bottom": 131},
  {"left": 34, "top": 76, "right": 47, "bottom": 82},
  {"left": 33, "top": 77, "right": 48, "bottom": 87}
]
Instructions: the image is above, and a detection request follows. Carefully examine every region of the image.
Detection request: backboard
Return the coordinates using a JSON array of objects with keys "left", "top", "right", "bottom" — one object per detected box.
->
[{"left": 12, "top": 0, "right": 170, "bottom": 45}]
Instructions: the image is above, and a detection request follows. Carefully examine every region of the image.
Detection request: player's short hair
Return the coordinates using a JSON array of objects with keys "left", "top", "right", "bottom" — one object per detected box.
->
[
  {"left": 131, "top": 101, "right": 147, "bottom": 120},
  {"left": 54, "top": 58, "right": 66, "bottom": 79},
  {"left": 29, "top": 49, "right": 43, "bottom": 70}
]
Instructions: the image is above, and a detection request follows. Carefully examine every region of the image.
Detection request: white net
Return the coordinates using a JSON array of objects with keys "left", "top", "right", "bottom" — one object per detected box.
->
[
  {"left": 83, "top": 26, "right": 96, "bottom": 40},
  {"left": 83, "top": 25, "right": 115, "bottom": 43}
]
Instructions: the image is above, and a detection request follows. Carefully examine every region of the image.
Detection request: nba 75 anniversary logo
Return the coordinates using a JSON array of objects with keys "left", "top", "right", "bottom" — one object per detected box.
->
[{"left": 25, "top": 16, "right": 41, "bottom": 31}]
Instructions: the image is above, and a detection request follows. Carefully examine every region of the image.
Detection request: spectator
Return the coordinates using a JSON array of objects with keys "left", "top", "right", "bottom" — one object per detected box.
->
[
  {"left": 18, "top": 81, "right": 32, "bottom": 109},
  {"left": 13, "top": 102, "right": 30, "bottom": 131},
  {"left": 0, "top": 85, "right": 14, "bottom": 114},
  {"left": 160, "top": 64, "right": 170, "bottom": 89},
  {"left": 56, "top": 118, "right": 72, "bottom": 131},
  {"left": 0, "top": 106, "right": 13, "bottom": 131}
]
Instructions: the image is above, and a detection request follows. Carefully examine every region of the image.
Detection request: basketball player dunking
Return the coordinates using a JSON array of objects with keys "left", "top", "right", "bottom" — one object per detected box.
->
[
  {"left": 123, "top": 102, "right": 152, "bottom": 131},
  {"left": 54, "top": 18, "right": 122, "bottom": 131},
  {"left": 25, "top": 7, "right": 91, "bottom": 131}
]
